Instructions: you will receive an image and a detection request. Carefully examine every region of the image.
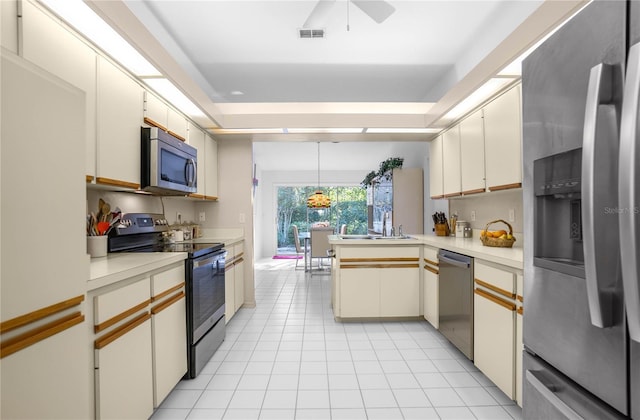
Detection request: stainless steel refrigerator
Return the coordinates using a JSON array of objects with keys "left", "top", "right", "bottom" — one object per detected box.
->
[{"left": 522, "top": 0, "right": 640, "bottom": 418}]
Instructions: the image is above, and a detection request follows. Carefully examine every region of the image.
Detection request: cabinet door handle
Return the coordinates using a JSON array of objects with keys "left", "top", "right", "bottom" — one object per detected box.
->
[
  {"left": 582, "top": 61, "right": 622, "bottom": 329},
  {"left": 474, "top": 288, "right": 515, "bottom": 311},
  {"left": 620, "top": 42, "right": 640, "bottom": 342},
  {"left": 151, "top": 292, "right": 185, "bottom": 315},
  {"left": 94, "top": 312, "right": 151, "bottom": 349}
]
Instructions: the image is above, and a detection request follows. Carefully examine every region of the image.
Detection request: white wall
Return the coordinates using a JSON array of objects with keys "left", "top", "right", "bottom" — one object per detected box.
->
[{"left": 86, "top": 190, "right": 197, "bottom": 224}]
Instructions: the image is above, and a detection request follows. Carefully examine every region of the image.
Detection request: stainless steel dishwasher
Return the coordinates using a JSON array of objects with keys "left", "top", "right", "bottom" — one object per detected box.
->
[{"left": 438, "top": 249, "right": 474, "bottom": 360}]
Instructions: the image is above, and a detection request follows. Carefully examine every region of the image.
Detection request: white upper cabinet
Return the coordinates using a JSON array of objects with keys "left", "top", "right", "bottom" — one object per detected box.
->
[
  {"left": 21, "top": 0, "right": 97, "bottom": 179},
  {"left": 96, "top": 56, "right": 144, "bottom": 189},
  {"left": 442, "top": 125, "right": 462, "bottom": 197},
  {"left": 144, "top": 90, "right": 188, "bottom": 140},
  {"left": 483, "top": 84, "right": 523, "bottom": 191},
  {"left": 187, "top": 122, "right": 206, "bottom": 198},
  {"left": 2, "top": 0, "right": 18, "bottom": 53},
  {"left": 459, "top": 109, "right": 486, "bottom": 194},
  {"left": 205, "top": 133, "right": 219, "bottom": 200},
  {"left": 429, "top": 135, "right": 444, "bottom": 199}
]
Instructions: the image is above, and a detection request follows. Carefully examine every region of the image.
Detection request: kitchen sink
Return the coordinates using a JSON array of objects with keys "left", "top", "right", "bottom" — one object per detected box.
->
[
  {"left": 338, "top": 234, "right": 375, "bottom": 239},
  {"left": 338, "top": 234, "right": 415, "bottom": 240},
  {"left": 371, "top": 235, "right": 415, "bottom": 240}
]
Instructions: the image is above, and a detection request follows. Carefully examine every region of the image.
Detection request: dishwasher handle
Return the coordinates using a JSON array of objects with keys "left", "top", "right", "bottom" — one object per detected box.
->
[{"left": 438, "top": 253, "right": 471, "bottom": 268}]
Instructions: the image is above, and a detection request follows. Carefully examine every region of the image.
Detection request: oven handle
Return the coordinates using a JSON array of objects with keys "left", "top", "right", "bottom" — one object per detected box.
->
[{"left": 193, "top": 251, "right": 226, "bottom": 268}]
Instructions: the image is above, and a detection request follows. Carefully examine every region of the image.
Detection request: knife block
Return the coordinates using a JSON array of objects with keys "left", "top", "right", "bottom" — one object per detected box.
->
[{"left": 434, "top": 223, "right": 449, "bottom": 236}]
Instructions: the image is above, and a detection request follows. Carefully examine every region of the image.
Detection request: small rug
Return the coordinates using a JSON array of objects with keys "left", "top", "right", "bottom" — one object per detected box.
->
[{"left": 273, "top": 255, "right": 302, "bottom": 259}]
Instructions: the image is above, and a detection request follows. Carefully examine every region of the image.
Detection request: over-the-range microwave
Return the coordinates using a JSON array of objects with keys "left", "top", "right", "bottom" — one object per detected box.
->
[{"left": 141, "top": 127, "right": 197, "bottom": 195}]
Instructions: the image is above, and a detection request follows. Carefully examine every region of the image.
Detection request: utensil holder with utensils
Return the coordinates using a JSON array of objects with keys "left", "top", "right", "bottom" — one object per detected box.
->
[{"left": 87, "top": 235, "right": 108, "bottom": 258}]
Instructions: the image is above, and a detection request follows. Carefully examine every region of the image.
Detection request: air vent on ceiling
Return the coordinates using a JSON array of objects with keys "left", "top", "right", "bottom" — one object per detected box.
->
[{"left": 299, "top": 28, "right": 325, "bottom": 39}]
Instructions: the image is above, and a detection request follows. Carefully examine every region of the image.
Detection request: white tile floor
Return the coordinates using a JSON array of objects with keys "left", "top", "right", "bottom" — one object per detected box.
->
[{"left": 151, "top": 258, "right": 523, "bottom": 420}]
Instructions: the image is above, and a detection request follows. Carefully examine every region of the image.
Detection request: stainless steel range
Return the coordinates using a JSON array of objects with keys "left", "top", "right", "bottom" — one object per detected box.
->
[{"left": 108, "top": 213, "right": 226, "bottom": 378}]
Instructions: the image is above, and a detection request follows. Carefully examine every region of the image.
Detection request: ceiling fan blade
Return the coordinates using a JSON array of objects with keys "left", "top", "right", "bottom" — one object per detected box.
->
[
  {"left": 303, "top": 0, "right": 336, "bottom": 28},
  {"left": 351, "top": 0, "right": 395, "bottom": 24}
]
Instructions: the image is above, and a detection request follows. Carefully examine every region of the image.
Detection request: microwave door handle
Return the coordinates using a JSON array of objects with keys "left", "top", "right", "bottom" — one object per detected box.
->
[
  {"left": 184, "top": 158, "right": 196, "bottom": 188},
  {"left": 620, "top": 43, "right": 640, "bottom": 342},
  {"left": 582, "top": 62, "right": 622, "bottom": 329},
  {"left": 189, "top": 158, "right": 197, "bottom": 187}
]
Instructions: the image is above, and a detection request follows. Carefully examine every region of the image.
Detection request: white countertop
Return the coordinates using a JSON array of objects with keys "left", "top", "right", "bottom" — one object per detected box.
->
[
  {"left": 88, "top": 252, "right": 187, "bottom": 291},
  {"left": 329, "top": 234, "right": 523, "bottom": 270}
]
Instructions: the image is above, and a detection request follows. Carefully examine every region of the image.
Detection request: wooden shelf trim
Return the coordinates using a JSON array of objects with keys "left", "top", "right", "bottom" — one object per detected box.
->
[
  {"left": 430, "top": 195, "right": 445, "bottom": 199},
  {"left": 167, "top": 130, "right": 186, "bottom": 142},
  {"left": 424, "top": 258, "right": 439, "bottom": 267},
  {"left": 488, "top": 182, "right": 522, "bottom": 192},
  {"left": 475, "top": 278, "right": 515, "bottom": 300},
  {"left": 444, "top": 192, "right": 462, "bottom": 198},
  {"left": 94, "top": 312, "right": 151, "bottom": 350},
  {"left": 151, "top": 291, "right": 185, "bottom": 315},
  {"left": 86, "top": 175, "right": 95, "bottom": 183},
  {"left": 462, "top": 188, "right": 486, "bottom": 195},
  {"left": 95, "top": 177, "right": 140, "bottom": 190},
  {"left": 143, "top": 117, "right": 168, "bottom": 133},
  {"left": 0, "top": 295, "right": 84, "bottom": 334},
  {"left": 94, "top": 299, "right": 151, "bottom": 333},
  {"left": 341, "top": 263, "right": 420, "bottom": 269},
  {"left": 341, "top": 257, "right": 419, "bottom": 263},
  {"left": 1, "top": 312, "right": 84, "bottom": 359},
  {"left": 424, "top": 265, "right": 439, "bottom": 275},
  {"left": 517, "top": 307, "right": 524, "bottom": 315},
  {"left": 205, "top": 196, "right": 219, "bottom": 201},
  {"left": 475, "top": 288, "right": 516, "bottom": 311},
  {"left": 151, "top": 283, "right": 185, "bottom": 302},
  {"left": 189, "top": 193, "right": 206, "bottom": 200}
]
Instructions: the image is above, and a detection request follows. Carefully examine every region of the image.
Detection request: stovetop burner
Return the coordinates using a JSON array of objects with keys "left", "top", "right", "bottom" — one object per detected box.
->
[{"left": 107, "top": 212, "right": 224, "bottom": 258}]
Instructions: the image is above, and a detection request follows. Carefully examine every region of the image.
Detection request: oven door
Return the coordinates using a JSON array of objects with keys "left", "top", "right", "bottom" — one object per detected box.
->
[{"left": 190, "top": 250, "right": 226, "bottom": 344}]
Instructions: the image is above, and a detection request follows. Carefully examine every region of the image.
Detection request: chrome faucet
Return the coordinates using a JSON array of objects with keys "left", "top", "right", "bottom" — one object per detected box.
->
[
  {"left": 382, "top": 212, "right": 388, "bottom": 237},
  {"left": 398, "top": 225, "right": 403, "bottom": 237}
]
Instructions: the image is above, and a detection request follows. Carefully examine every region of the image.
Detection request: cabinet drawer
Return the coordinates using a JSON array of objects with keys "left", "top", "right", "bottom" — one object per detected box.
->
[
  {"left": 151, "top": 265, "right": 185, "bottom": 297},
  {"left": 475, "top": 261, "right": 515, "bottom": 295},
  {"left": 233, "top": 242, "right": 244, "bottom": 258},
  {"left": 94, "top": 277, "right": 151, "bottom": 326},
  {"left": 423, "top": 246, "right": 438, "bottom": 265},
  {"left": 341, "top": 246, "right": 420, "bottom": 259}
]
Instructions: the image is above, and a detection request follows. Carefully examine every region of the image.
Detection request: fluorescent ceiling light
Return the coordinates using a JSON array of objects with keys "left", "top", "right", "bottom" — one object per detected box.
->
[
  {"left": 366, "top": 128, "right": 441, "bottom": 134},
  {"left": 287, "top": 128, "right": 364, "bottom": 134},
  {"left": 443, "top": 78, "right": 516, "bottom": 121},
  {"left": 39, "top": 0, "right": 160, "bottom": 77},
  {"left": 209, "top": 128, "right": 285, "bottom": 134},
  {"left": 143, "top": 78, "right": 205, "bottom": 118}
]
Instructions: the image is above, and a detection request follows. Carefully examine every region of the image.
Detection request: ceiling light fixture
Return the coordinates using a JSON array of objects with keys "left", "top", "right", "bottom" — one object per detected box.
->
[
  {"left": 365, "top": 128, "right": 441, "bottom": 134},
  {"left": 143, "top": 78, "right": 206, "bottom": 118},
  {"left": 287, "top": 128, "right": 363, "bottom": 134},
  {"left": 443, "top": 77, "right": 516, "bottom": 122},
  {"left": 307, "top": 142, "right": 331, "bottom": 209}
]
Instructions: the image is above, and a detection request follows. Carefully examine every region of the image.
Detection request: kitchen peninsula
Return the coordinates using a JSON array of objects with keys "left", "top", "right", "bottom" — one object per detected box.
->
[{"left": 328, "top": 233, "right": 523, "bottom": 320}]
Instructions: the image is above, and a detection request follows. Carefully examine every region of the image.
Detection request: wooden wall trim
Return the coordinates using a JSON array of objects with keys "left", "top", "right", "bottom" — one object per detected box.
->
[
  {"left": 517, "top": 307, "right": 524, "bottom": 315},
  {"left": 94, "top": 299, "right": 151, "bottom": 333},
  {"left": 424, "top": 258, "right": 439, "bottom": 267},
  {"left": 0, "top": 295, "right": 84, "bottom": 334},
  {"left": 1, "top": 312, "right": 84, "bottom": 358},
  {"left": 95, "top": 177, "right": 140, "bottom": 190},
  {"left": 143, "top": 117, "right": 168, "bottom": 132},
  {"left": 167, "top": 130, "right": 186, "bottom": 142},
  {"left": 86, "top": 175, "right": 95, "bottom": 183}
]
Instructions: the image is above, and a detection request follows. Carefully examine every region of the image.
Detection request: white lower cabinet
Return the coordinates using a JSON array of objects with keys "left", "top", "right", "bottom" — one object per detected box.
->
[
  {"left": 473, "top": 260, "right": 518, "bottom": 401},
  {"left": 150, "top": 266, "right": 187, "bottom": 407},
  {"left": 336, "top": 246, "right": 420, "bottom": 318},
  {"left": 516, "top": 274, "right": 524, "bottom": 407},
  {"left": 225, "top": 241, "right": 245, "bottom": 321},
  {"left": 95, "top": 316, "right": 153, "bottom": 420},
  {"left": 92, "top": 263, "right": 187, "bottom": 419},
  {"left": 93, "top": 276, "right": 153, "bottom": 420},
  {"left": 423, "top": 246, "right": 439, "bottom": 328}
]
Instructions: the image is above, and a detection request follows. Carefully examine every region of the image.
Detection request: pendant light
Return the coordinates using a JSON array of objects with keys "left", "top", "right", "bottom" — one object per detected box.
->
[{"left": 307, "top": 142, "right": 331, "bottom": 208}]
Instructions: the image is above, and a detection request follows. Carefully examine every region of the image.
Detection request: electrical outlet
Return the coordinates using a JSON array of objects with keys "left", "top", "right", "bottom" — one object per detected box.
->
[
  {"left": 199, "top": 212, "right": 206, "bottom": 222},
  {"left": 239, "top": 213, "right": 245, "bottom": 224},
  {"left": 176, "top": 212, "right": 182, "bottom": 223},
  {"left": 471, "top": 211, "right": 476, "bottom": 221},
  {"left": 509, "top": 208, "right": 515, "bottom": 222}
]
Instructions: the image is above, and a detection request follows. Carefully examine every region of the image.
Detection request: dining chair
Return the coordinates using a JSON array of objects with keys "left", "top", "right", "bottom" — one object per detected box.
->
[
  {"left": 310, "top": 226, "right": 334, "bottom": 272},
  {"left": 292, "top": 225, "right": 306, "bottom": 270}
]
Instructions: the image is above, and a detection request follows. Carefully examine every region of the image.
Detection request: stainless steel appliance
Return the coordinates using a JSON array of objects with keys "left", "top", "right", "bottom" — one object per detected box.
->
[
  {"left": 141, "top": 127, "right": 197, "bottom": 195},
  {"left": 522, "top": 1, "right": 639, "bottom": 417},
  {"left": 438, "top": 249, "right": 474, "bottom": 360},
  {"left": 108, "top": 213, "right": 226, "bottom": 378}
]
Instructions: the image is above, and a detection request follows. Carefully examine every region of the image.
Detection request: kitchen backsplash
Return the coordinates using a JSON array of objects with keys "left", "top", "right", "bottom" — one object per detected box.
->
[
  {"left": 448, "top": 189, "right": 523, "bottom": 233},
  {"left": 86, "top": 190, "right": 198, "bottom": 225}
]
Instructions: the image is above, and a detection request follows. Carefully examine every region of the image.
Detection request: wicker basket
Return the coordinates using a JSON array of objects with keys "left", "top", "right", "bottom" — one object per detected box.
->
[{"left": 480, "top": 219, "right": 516, "bottom": 248}]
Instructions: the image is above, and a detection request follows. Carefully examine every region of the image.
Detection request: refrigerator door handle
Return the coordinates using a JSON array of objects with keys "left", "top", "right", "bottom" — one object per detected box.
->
[
  {"left": 619, "top": 42, "right": 640, "bottom": 342},
  {"left": 582, "top": 62, "right": 622, "bottom": 329},
  {"left": 526, "top": 370, "right": 583, "bottom": 420}
]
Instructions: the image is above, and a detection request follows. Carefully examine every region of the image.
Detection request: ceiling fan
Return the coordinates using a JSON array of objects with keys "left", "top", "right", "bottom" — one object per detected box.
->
[{"left": 303, "top": 0, "right": 396, "bottom": 28}]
